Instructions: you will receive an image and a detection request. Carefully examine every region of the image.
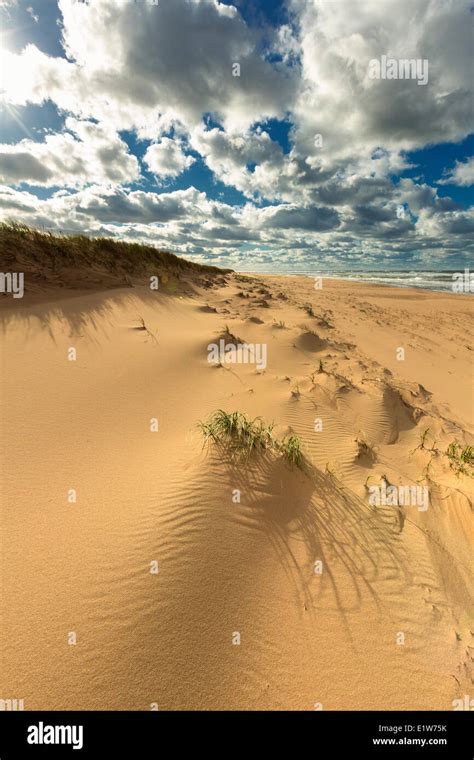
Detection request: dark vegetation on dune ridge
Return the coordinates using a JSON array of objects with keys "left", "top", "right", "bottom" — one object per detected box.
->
[{"left": 0, "top": 222, "right": 232, "bottom": 291}]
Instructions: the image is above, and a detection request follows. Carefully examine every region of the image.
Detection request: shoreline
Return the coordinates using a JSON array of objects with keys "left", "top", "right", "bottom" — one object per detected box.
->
[{"left": 237, "top": 271, "right": 474, "bottom": 296}]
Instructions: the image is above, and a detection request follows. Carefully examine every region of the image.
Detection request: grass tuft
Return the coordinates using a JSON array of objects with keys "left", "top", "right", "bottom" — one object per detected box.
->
[
  {"left": 446, "top": 441, "right": 473, "bottom": 476},
  {"left": 277, "top": 434, "right": 303, "bottom": 467},
  {"left": 198, "top": 410, "right": 304, "bottom": 468},
  {"left": 198, "top": 410, "right": 274, "bottom": 458}
]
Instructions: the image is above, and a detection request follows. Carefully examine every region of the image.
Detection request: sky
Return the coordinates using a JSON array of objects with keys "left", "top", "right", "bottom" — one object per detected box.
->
[{"left": 0, "top": 0, "right": 473, "bottom": 272}]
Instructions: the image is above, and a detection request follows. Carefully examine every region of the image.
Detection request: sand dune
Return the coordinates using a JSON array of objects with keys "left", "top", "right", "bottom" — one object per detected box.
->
[{"left": 1, "top": 267, "right": 472, "bottom": 710}]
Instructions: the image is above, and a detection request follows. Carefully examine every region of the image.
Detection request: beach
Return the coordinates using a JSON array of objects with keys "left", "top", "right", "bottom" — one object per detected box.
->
[{"left": 1, "top": 269, "right": 473, "bottom": 710}]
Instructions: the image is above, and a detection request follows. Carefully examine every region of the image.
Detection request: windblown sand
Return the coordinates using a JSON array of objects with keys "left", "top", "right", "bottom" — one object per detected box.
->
[{"left": 1, "top": 273, "right": 472, "bottom": 710}]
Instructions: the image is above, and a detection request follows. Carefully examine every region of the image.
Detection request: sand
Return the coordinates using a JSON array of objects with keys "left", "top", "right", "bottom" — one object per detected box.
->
[{"left": 1, "top": 272, "right": 472, "bottom": 710}]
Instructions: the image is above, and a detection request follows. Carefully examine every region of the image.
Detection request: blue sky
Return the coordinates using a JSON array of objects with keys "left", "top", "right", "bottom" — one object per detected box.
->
[
  {"left": 0, "top": 0, "right": 473, "bottom": 271},
  {"left": 401, "top": 136, "right": 474, "bottom": 206}
]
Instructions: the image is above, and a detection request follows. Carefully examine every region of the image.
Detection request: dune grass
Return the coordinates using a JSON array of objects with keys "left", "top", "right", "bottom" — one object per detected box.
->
[
  {"left": 446, "top": 441, "right": 474, "bottom": 476},
  {"left": 0, "top": 221, "right": 231, "bottom": 277},
  {"left": 278, "top": 434, "right": 303, "bottom": 467},
  {"left": 198, "top": 410, "right": 274, "bottom": 456},
  {"left": 198, "top": 409, "right": 304, "bottom": 468}
]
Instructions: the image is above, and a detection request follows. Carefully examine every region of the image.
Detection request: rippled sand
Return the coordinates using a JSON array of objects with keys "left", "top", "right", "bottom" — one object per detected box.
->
[{"left": 1, "top": 274, "right": 472, "bottom": 709}]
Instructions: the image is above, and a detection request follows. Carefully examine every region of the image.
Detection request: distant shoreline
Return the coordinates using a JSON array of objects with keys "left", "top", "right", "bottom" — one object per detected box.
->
[{"left": 237, "top": 271, "right": 473, "bottom": 294}]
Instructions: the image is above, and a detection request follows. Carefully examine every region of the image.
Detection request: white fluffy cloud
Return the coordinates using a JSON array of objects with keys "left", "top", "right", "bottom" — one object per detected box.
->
[
  {"left": 439, "top": 156, "right": 474, "bottom": 187},
  {"left": 284, "top": 0, "right": 472, "bottom": 200},
  {"left": 2, "top": 0, "right": 296, "bottom": 132},
  {"left": 144, "top": 138, "right": 195, "bottom": 179},
  {"left": 190, "top": 125, "right": 288, "bottom": 200},
  {"left": 0, "top": 118, "right": 139, "bottom": 187}
]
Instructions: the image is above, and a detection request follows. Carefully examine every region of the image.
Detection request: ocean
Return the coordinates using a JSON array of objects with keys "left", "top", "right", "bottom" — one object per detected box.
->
[{"left": 302, "top": 270, "right": 473, "bottom": 293}]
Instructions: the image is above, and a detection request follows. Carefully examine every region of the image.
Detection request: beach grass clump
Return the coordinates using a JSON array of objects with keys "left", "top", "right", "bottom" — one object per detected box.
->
[
  {"left": 198, "top": 410, "right": 304, "bottom": 468},
  {"left": 198, "top": 410, "right": 274, "bottom": 458},
  {"left": 446, "top": 441, "right": 474, "bottom": 476},
  {"left": 277, "top": 434, "right": 303, "bottom": 468}
]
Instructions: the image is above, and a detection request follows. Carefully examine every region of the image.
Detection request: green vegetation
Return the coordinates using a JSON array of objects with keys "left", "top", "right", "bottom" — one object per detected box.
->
[
  {"left": 278, "top": 434, "right": 303, "bottom": 467},
  {"left": 198, "top": 409, "right": 304, "bottom": 468},
  {"left": 446, "top": 441, "right": 474, "bottom": 476},
  {"left": 0, "top": 221, "right": 230, "bottom": 278},
  {"left": 198, "top": 410, "right": 274, "bottom": 457}
]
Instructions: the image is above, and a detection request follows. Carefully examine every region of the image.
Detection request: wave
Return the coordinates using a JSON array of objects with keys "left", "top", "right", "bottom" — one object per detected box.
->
[{"left": 300, "top": 270, "right": 473, "bottom": 293}]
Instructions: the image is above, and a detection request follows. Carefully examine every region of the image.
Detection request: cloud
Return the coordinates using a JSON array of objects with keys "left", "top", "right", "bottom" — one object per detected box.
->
[
  {"left": 144, "top": 138, "right": 195, "bottom": 179},
  {"left": 416, "top": 206, "right": 474, "bottom": 237},
  {"left": 0, "top": 182, "right": 471, "bottom": 270},
  {"left": 190, "top": 124, "right": 287, "bottom": 200},
  {"left": 256, "top": 203, "right": 340, "bottom": 231},
  {"left": 0, "top": 119, "right": 139, "bottom": 187},
  {"left": 292, "top": 0, "right": 472, "bottom": 150},
  {"left": 68, "top": 185, "right": 210, "bottom": 224},
  {"left": 0, "top": 184, "right": 43, "bottom": 213},
  {"left": 26, "top": 5, "right": 39, "bottom": 23},
  {"left": 438, "top": 156, "right": 474, "bottom": 187},
  {"left": 0, "top": 0, "right": 472, "bottom": 269},
  {"left": 0, "top": 152, "right": 53, "bottom": 184},
  {"left": 2, "top": 0, "right": 296, "bottom": 132}
]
